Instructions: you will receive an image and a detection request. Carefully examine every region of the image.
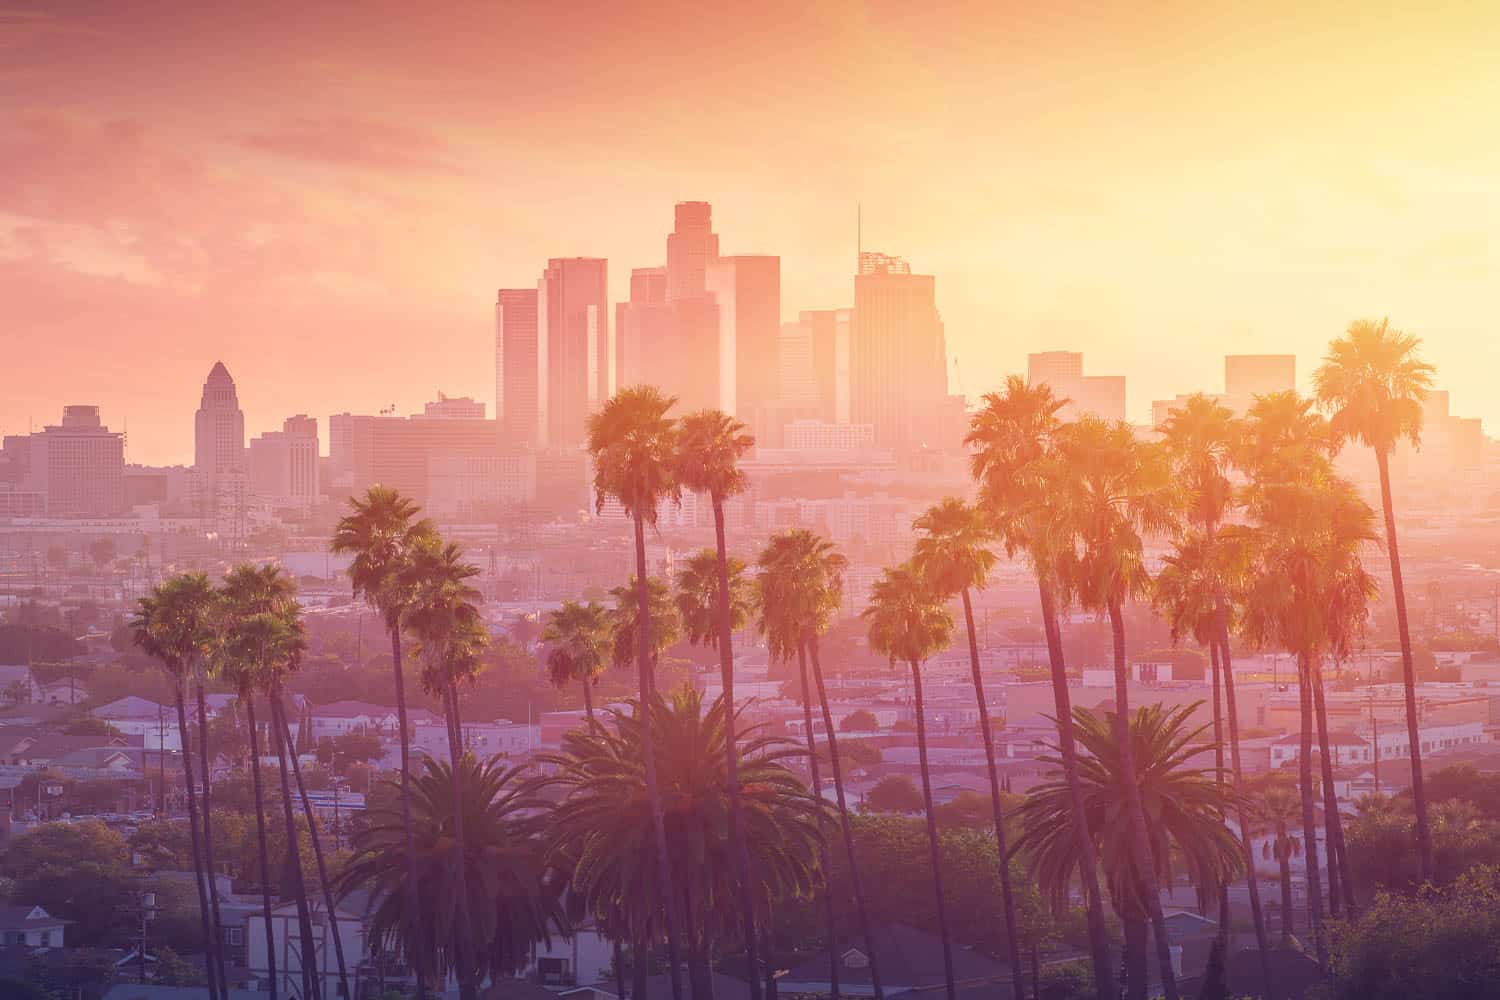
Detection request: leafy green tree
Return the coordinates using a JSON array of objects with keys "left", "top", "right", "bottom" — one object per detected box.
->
[
  {"left": 1315, "top": 318, "right": 1437, "bottom": 882},
  {"left": 587, "top": 385, "right": 687, "bottom": 1000}
]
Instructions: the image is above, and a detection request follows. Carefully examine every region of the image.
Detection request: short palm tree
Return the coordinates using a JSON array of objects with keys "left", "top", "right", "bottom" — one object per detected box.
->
[
  {"left": 911, "top": 497, "right": 1026, "bottom": 998},
  {"left": 587, "top": 385, "right": 686, "bottom": 1000},
  {"left": 543, "top": 688, "right": 823, "bottom": 1000},
  {"left": 1050, "top": 415, "right": 1181, "bottom": 1000},
  {"left": 966, "top": 377, "right": 1115, "bottom": 999},
  {"left": 676, "top": 408, "right": 765, "bottom": 1000},
  {"left": 1313, "top": 318, "right": 1437, "bottom": 882},
  {"left": 402, "top": 534, "right": 487, "bottom": 1000},
  {"left": 131, "top": 573, "right": 225, "bottom": 1000},
  {"left": 542, "top": 600, "right": 613, "bottom": 723},
  {"left": 863, "top": 562, "right": 958, "bottom": 1000},
  {"left": 758, "top": 528, "right": 883, "bottom": 1000},
  {"left": 1015, "top": 703, "right": 1242, "bottom": 1000},
  {"left": 341, "top": 755, "right": 565, "bottom": 989},
  {"left": 331, "top": 486, "right": 433, "bottom": 996},
  {"left": 1250, "top": 776, "right": 1304, "bottom": 945}
]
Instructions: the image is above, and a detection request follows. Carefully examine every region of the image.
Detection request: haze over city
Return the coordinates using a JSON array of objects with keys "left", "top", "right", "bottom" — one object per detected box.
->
[
  {"left": 6, "top": 2, "right": 1500, "bottom": 462},
  {"left": 7, "top": 5, "right": 1500, "bottom": 1000}
]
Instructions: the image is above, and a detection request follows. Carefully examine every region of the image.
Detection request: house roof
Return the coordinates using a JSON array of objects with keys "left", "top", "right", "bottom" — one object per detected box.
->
[
  {"left": 0, "top": 903, "right": 66, "bottom": 930},
  {"left": 782, "top": 924, "right": 1008, "bottom": 990}
]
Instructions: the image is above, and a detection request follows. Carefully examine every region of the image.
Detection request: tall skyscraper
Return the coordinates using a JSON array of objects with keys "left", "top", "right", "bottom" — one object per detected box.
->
[
  {"left": 539, "top": 257, "right": 608, "bottom": 451},
  {"left": 496, "top": 287, "right": 543, "bottom": 450},
  {"left": 1225, "top": 354, "right": 1296, "bottom": 398},
  {"left": 665, "top": 201, "right": 719, "bottom": 302},
  {"left": 851, "top": 252, "right": 947, "bottom": 451},
  {"left": 706, "top": 254, "right": 780, "bottom": 419},
  {"left": 194, "top": 361, "right": 245, "bottom": 508},
  {"left": 24, "top": 405, "right": 125, "bottom": 516}
]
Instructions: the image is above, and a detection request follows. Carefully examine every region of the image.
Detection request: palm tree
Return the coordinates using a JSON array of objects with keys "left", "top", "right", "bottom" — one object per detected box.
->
[
  {"left": 402, "top": 534, "right": 487, "bottom": 1000},
  {"left": 1049, "top": 415, "right": 1181, "bottom": 1000},
  {"left": 1313, "top": 318, "right": 1437, "bottom": 882},
  {"left": 330, "top": 487, "right": 433, "bottom": 997},
  {"left": 863, "top": 562, "right": 958, "bottom": 1000},
  {"left": 341, "top": 756, "right": 566, "bottom": 990},
  {"left": 131, "top": 573, "right": 225, "bottom": 1000},
  {"left": 587, "top": 385, "right": 687, "bottom": 1000},
  {"left": 911, "top": 497, "right": 1025, "bottom": 999},
  {"left": 542, "top": 600, "right": 613, "bottom": 723},
  {"left": 966, "top": 378, "right": 1116, "bottom": 1000},
  {"left": 1250, "top": 776, "right": 1304, "bottom": 945},
  {"left": 1014, "top": 703, "right": 1242, "bottom": 1000},
  {"left": 1240, "top": 428, "right": 1378, "bottom": 968},
  {"left": 676, "top": 408, "right": 764, "bottom": 1000},
  {"left": 543, "top": 688, "right": 823, "bottom": 1000},
  {"left": 757, "top": 529, "right": 883, "bottom": 1000}
]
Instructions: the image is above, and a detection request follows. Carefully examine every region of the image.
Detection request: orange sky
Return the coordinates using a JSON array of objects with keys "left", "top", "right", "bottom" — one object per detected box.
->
[{"left": 4, "top": 1, "right": 1499, "bottom": 464}]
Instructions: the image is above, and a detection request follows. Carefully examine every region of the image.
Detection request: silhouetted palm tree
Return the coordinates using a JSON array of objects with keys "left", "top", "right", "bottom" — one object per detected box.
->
[
  {"left": 1050, "top": 415, "right": 1181, "bottom": 1000},
  {"left": 911, "top": 497, "right": 1026, "bottom": 999},
  {"left": 864, "top": 562, "right": 958, "bottom": 1000},
  {"left": 331, "top": 487, "right": 433, "bottom": 997},
  {"left": 542, "top": 600, "right": 613, "bottom": 723},
  {"left": 131, "top": 573, "right": 225, "bottom": 1000},
  {"left": 965, "top": 377, "right": 1115, "bottom": 999},
  {"left": 587, "top": 386, "right": 687, "bottom": 1000},
  {"left": 1015, "top": 703, "right": 1241, "bottom": 1000},
  {"left": 1314, "top": 318, "right": 1437, "bottom": 882}
]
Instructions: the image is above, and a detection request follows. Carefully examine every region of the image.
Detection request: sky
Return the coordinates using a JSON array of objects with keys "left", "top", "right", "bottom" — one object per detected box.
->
[{"left": 4, "top": 1, "right": 1500, "bottom": 465}]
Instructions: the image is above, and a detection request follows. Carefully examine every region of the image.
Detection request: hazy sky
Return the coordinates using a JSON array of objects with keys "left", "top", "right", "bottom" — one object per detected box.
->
[{"left": 4, "top": 1, "right": 1499, "bottom": 465}]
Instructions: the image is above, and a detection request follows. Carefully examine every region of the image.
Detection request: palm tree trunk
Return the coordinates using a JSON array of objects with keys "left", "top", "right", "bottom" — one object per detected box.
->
[
  {"left": 1296, "top": 653, "right": 1327, "bottom": 971},
  {"left": 795, "top": 643, "right": 840, "bottom": 1000},
  {"left": 634, "top": 514, "right": 685, "bottom": 1000},
  {"left": 1037, "top": 580, "right": 1115, "bottom": 999},
  {"left": 1278, "top": 841, "right": 1295, "bottom": 942},
  {"left": 245, "top": 695, "right": 279, "bottom": 1000},
  {"left": 389, "top": 622, "right": 427, "bottom": 1000},
  {"left": 1311, "top": 663, "right": 1356, "bottom": 917},
  {"left": 807, "top": 636, "right": 883, "bottom": 1000},
  {"left": 273, "top": 695, "right": 322, "bottom": 1000},
  {"left": 1107, "top": 598, "right": 1179, "bottom": 1000},
  {"left": 1376, "top": 448, "right": 1433, "bottom": 882},
  {"left": 1122, "top": 909, "right": 1149, "bottom": 1000},
  {"left": 711, "top": 496, "right": 764, "bottom": 1000},
  {"left": 959, "top": 588, "right": 1025, "bottom": 999},
  {"left": 174, "top": 680, "right": 222, "bottom": 1000},
  {"left": 275, "top": 691, "right": 352, "bottom": 1000},
  {"left": 195, "top": 681, "right": 229, "bottom": 996},
  {"left": 1216, "top": 620, "right": 1275, "bottom": 998},
  {"left": 442, "top": 681, "right": 479, "bottom": 1000},
  {"left": 908, "top": 660, "right": 957, "bottom": 1000}
]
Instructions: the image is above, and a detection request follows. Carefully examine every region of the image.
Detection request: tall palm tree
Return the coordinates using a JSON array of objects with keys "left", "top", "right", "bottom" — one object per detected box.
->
[
  {"left": 1050, "top": 415, "right": 1181, "bottom": 1000},
  {"left": 1313, "top": 317, "right": 1437, "bottom": 882},
  {"left": 966, "top": 377, "right": 1115, "bottom": 999},
  {"left": 542, "top": 600, "right": 613, "bottom": 723},
  {"left": 757, "top": 529, "right": 883, "bottom": 1000},
  {"left": 1250, "top": 776, "right": 1304, "bottom": 946},
  {"left": 330, "top": 487, "right": 433, "bottom": 997},
  {"left": 402, "top": 534, "right": 487, "bottom": 1000},
  {"left": 341, "top": 756, "right": 566, "bottom": 990},
  {"left": 676, "top": 408, "right": 764, "bottom": 1000},
  {"left": 544, "top": 688, "right": 823, "bottom": 1000},
  {"left": 131, "top": 573, "right": 225, "bottom": 1000},
  {"left": 863, "top": 562, "right": 958, "bottom": 1000},
  {"left": 1240, "top": 437, "right": 1378, "bottom": 969},
  {"left": 587, "top": 385, "right": 687, "bottom": 1000},
  {"left": 911, "top": 498, "right": 1025, "bottom": 999},
  {"left": 1014, "top": 704, "right": 1242, "bottom": 1000}
]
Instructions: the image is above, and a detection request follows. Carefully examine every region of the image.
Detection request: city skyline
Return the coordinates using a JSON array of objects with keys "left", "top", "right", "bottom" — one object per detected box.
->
[{"left": 7, "top": 3, "right": 1500, "bottom": 465}]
